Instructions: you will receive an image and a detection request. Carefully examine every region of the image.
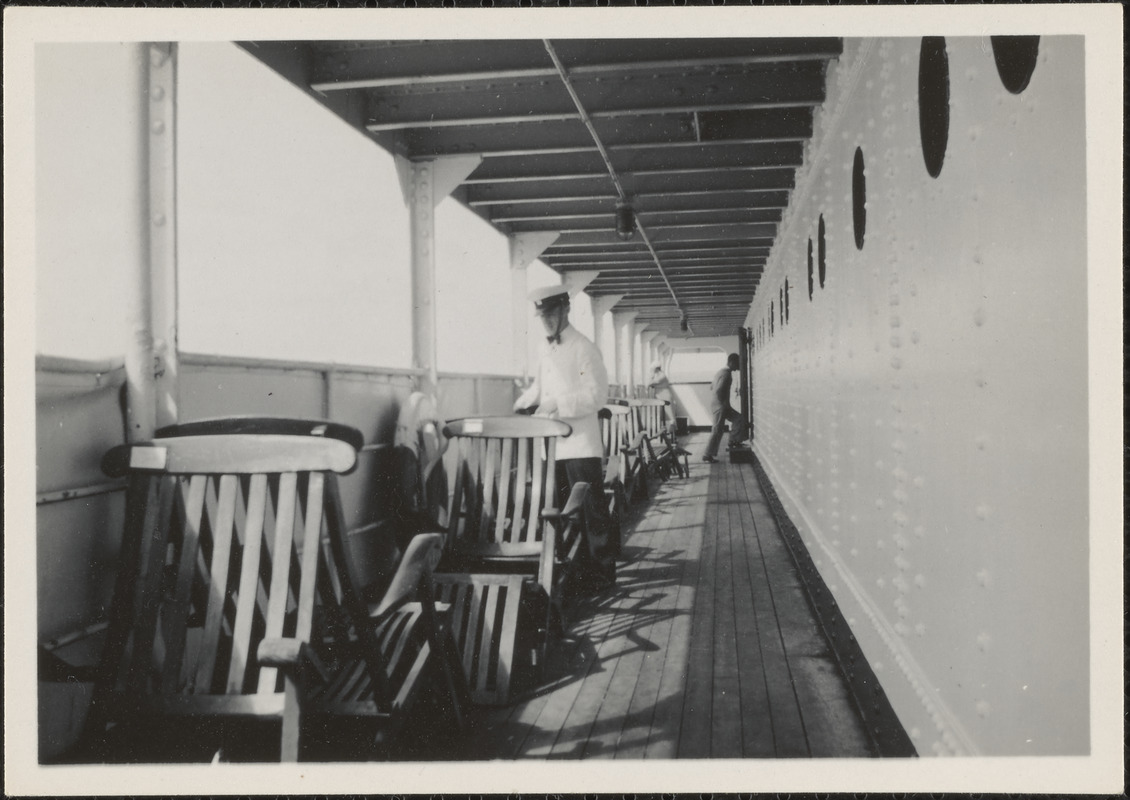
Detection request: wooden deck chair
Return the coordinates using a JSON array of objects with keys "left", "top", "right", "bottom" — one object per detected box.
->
[
  {"left": 598, "top": 404, "right": 634, "bottom": 519},
  {"left": 657, "top": 400, "right": 690, "bottom": 478},
  {"left": 433, "top": 415, "right": 588, "bottom": 704},
  {"left": 60, "top": 433, "right": 464, "bottom": 763},
  {"left": 613, "top": 400, "right": 652, "bottom": 502},
  {"left": 625, "top": 398, "right": 685, "bottom": 481}
]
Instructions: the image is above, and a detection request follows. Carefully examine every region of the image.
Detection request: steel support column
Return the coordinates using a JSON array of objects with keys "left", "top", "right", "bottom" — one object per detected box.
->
[
  {"left": 509, "top": 231, "right": 559, "bottom": 377},
  {"left": 633, "top": 322, "right": 650, "bottom": 393},
  {"left": 408, "top": 160, "right": 439, "bottom": 394},
  {"left": 611, "top": 310, "right": 637, "bottom": 397},
  {"left": 590, "top": 293, "right": 622, "bottom": 372},
  {"left": 125, "top": 42, "right": 179, "bottom": 442},
  {"left": 149, "top": 43, "right": 179, "bottom": 431}
]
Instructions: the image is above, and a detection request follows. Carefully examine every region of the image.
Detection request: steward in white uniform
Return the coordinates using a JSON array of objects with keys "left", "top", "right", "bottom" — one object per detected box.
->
[{"left": 515, "top": 285, "right": 618, "bottom": 590}]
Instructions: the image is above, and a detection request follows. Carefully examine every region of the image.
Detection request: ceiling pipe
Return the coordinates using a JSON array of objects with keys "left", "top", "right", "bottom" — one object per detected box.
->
[{"left": 543, "top": 39, "right": 692, "bottom": 336}]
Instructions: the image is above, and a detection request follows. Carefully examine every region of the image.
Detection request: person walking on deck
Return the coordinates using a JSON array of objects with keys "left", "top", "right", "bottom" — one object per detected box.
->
[
  {"left": 702, "top": 352, "right": 748, "bottom": 463},
  {"left": 514, "top": 285, "right": 618, "bottom": 593}
]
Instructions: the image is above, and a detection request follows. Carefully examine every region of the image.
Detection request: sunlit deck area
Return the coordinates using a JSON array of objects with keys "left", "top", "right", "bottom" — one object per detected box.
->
[{"left": 452, "top": 433, "right": 873, "bottom": 760}]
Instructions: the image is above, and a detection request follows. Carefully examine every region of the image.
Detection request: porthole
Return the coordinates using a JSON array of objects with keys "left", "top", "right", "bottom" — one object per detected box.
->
[
  {"left": 991, "top": 36, "right": 1040, "bottom": 94},
  {"left": 918, "top": 36, "right": 950, "bottom": 179},
  {"left": 818, "top": 215, "right": 827, "bottom": 289},
  {"left": 852, "top": 147, "right": 867, "bottom": 250}
]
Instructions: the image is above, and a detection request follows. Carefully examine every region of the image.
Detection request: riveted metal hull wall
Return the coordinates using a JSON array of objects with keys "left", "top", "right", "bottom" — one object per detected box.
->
[{"left": 750, "top": 37, "right": 1088, "bottom": 755}]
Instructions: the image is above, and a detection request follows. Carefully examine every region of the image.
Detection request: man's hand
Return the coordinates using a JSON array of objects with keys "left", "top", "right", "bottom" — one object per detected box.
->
[{"left": 536, "top": 396, "right": 559, "bottom": 416}]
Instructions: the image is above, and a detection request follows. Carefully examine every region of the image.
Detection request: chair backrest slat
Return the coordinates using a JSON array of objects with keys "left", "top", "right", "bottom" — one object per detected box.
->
[
  {"left": 227, "top": 473, "right": 268, "bottom": 693},
  {"left": 447, "top": 441, "right": 468, "bottom": 542},
  {"left": 194, "top": 473, "right": 239, "bottom": 694},
  {"left": 258, "top": 471, "right": 298, "bottom": 693},
  {"left": 494, "top": 437, "right": 513, "bottom": 544},
  {"left": 126, "top": 474, "right": 177, "bottom": 694},
  {"left": 295, "top": 472, "right": 325, "bottom": 643},
  {"left": 160, "top": 474, "right": 208, "bottom": 693},
  {"left": 512, "top": 438, "right": 529, "bottom": 543},
  {"left": 478, "top": 438, "right": 499, "bottom": 541},
  {"left": 525, "top": 437, "right": 545, "bottom": 543}
]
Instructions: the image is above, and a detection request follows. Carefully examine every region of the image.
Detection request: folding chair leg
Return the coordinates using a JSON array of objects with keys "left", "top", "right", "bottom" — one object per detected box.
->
[
  {"left": 437, "top": 631, "right": 470, "bottom": 730},
  {"left": 279, "top": 679, "right": 302, "bottom": 762}
]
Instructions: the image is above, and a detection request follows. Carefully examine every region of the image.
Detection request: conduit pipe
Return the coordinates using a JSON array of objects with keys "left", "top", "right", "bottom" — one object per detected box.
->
[{"left": 543, "top": 40, "right": 691, "bottom": 335}]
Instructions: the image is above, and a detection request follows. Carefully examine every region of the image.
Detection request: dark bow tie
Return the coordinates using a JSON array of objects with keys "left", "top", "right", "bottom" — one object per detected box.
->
[{"left": 547, "top": 334, "right": 562, "bottom": 345}]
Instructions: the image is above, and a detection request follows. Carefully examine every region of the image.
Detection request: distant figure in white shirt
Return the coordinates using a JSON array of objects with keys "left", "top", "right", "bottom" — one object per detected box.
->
[{"left": 514, "top": 285, "right": 618, "bottom": 592}]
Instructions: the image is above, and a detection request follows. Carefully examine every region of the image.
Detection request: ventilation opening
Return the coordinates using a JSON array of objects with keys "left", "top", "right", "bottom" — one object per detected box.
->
[
  {"left": 991, "top": 36, "right": 1040, "bottom": 94},
  {"left": 852, "top": 147, "right": 867, "bottom": 250},
  {"left": 918, "top": 36, "right": 950, "bottom": 179}
]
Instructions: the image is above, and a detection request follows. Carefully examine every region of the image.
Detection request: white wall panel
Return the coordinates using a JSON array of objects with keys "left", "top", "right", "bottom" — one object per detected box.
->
[{"left": 751, "top": 37, "right": 1088, "bottom": 756}]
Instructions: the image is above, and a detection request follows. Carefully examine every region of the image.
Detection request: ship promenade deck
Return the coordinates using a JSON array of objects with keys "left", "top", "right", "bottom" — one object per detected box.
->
[{"left": 454, "top": 433, "right": 874, "bottom": 760}]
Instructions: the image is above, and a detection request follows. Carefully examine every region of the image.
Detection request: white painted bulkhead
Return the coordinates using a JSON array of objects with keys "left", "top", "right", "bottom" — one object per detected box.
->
[{"left": 750, "top": 37, "right": 1088, "bottom": 755}]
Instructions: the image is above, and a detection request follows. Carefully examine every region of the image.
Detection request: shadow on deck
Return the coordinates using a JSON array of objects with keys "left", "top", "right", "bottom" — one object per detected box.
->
[{"left": 438, "top": 433, "right": 876, "bottom": 761}]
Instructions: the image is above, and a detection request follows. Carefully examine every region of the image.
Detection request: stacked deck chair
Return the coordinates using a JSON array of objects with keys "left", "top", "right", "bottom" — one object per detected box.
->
[
  {"left": 43, "top": 422, "right": 466, "bottom": 763},
  {"left": 432, "top": 416, "right": 588, "bottom": 705},
  {"left": 653, "top": 399, "right": 690, "bottom": 478},
  {"left": 622, "top": 398, "right": 688, "bottom": 481},
  {"left": 598, "top": 403, "right": 639, "bottom": 518}
]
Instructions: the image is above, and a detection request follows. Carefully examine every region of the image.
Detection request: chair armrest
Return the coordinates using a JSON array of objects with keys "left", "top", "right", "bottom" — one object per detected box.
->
[
  {"left": 258, "top": 638, "right": 330, "bottom": 685},
  {"left": 541, "top": 482, "right": 589, "bottom": 522},
  {"left": 371, "top": 532, "right": 444, "bottom": 622}
]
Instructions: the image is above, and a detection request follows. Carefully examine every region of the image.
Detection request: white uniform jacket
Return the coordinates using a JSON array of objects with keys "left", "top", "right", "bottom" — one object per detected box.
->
[{"left": 516, "top": 324, "right": 609, "bottom": 460}]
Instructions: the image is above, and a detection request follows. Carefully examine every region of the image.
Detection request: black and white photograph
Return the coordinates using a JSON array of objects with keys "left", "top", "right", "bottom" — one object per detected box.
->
[{"left": 4, "top": 5, "right": 1123, "bottom": 795}]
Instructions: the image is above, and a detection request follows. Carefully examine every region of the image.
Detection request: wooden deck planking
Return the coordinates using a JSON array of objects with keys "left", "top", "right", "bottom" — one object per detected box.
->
[
  {"left": 710, "top": 466, "right": 744, "bottom": 758},
  {"left": 730, "top": 462, "right": 777, "bottom": 757},
  {"left": 675, "top": 457, "right": 719, "bottom": 759},
  {"left": 554, "top": 491, "right": 673, "bottom": 759},
  {"left": 460, "top": 436, "right": 873, "bottom": 761},
  {"left": 611, "top": 469, "right": 705, "bottom": 758},
  {"left": 640, "top": 471, "right": 706, "bottom": 759},
  {"left": 745, "top": 468, "right": 812, "bottom": 757},
  {"left": 737, "top": 467, "right": 874, "bottom": 758}
]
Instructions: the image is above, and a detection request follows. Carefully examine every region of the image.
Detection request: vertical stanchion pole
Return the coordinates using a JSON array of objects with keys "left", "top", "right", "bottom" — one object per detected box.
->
[
  {"left": 149, "top": 43, "right": 179, "bottom": 431},
  {"left": 409, "top": 161, "right": 438, "bottom": 398}
]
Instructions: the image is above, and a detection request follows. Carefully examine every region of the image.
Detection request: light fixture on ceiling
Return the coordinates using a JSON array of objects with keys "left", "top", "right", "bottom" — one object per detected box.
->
[
  {"left": 615, "top": 201, "right": 636, "bottom": 240},
  {"left": 680, "top": 311, "right": 690, "bottom": 332}
]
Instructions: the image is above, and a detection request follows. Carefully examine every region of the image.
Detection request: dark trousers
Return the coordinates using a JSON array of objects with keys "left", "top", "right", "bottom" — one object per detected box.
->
[
  {"left": 705, "top": 405, "right": 748, "bottom": 458},
  {"left": 556, "top": 457, "right": 618, "bottom": 582}
]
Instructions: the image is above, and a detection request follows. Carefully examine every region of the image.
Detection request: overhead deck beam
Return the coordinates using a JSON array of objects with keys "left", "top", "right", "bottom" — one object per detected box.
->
[
  {"left": 307, "top": 38, "right": 842, "bottom": 90},
  {"left": 489, "top": 204, "right": 783, "bottom": 222},
  {"left": 549, "top": 252, "right": 770, "bottom": 266},
  {"left": 402, "top": 107, "right": 814, "bottom": 159},
  {"left": 363, "top": 66, "right": 827, "bottom": 131},
  {"left": 502, "top": 211, "right": 781, "bottom": 231},
  {"left": 467, "top": 174, "right": 794, "bottom": 203},
  {"left": 462, "top": 142, "right": 805, "bottom": 183}
]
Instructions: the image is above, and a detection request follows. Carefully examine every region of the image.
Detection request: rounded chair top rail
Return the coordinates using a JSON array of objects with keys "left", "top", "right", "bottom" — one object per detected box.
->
[
  {"left": 444, "top": 415, "right": 573, "bottom": 440},
  {"left": 614, "top": 398, "right": 671, "bottom": 407},
  {"left": 156, "top": 416, "right": 365, "bottom": 453},
  {"left": 102, "top": 433, "right": 358, "bottom": 478}
]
